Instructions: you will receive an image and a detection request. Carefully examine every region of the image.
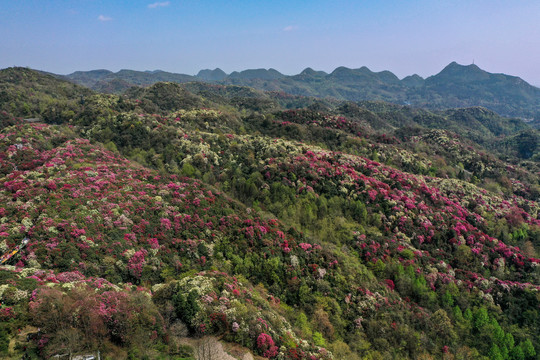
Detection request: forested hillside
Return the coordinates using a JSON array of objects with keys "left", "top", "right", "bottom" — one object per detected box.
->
[
  {"left": 64, "top": 62, "right": 540, "bottom": 120},
  {"left": 0, "top": 68, "right": 539, "bottom": 360}
]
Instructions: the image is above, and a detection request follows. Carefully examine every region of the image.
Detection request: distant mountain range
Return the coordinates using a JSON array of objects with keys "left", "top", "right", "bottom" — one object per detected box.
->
[{"left": 62, "top": 62, "right": 540, "bottom": 119}]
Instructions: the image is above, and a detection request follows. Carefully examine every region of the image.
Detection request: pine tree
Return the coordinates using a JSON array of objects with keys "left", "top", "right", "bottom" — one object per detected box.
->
[
  {"left": 521, "top": 339, "right": 536, "bottom": 359},
  {"left": 488, "top": 343, "right": 503, "bottom": 360}
]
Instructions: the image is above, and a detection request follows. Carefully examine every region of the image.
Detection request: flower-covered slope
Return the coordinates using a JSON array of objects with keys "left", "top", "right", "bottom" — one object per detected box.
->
[
  {"left": 109, "top": 117, "right": 539, "bottom": 359},
  {"left": 0, "top": 123, "right": 344, "bottom": 359},
  {"left": 0, "top": 73, "right": 539, "bottom": 359}
]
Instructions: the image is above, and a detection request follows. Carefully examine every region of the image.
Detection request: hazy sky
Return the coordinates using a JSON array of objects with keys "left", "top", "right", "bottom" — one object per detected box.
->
[{"left": 2, "top": 0, "right": 540, "bottom": 85}]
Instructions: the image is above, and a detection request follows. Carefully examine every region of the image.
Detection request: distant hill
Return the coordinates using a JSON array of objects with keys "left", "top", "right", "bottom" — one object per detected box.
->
[
  {"left": 196, "top": 68, "right": 227, "bottom": 81},
  {"left": 0, "top": 67, "right": 92, "bottom": 120},
  {"left": 63, "top": 62, "right": 540, "bottom": 119},
  {"left": 228, "top": 68, "right": 285, "bottom": 80},
  {"left": 410, "top": 62, "right": 540, "bottom": 119},
  {"left": 401, "top": 74, "right": 424, "bottom": 88},
  {"left": 65, "top": 69, "right": 196, "bottom": 93}
]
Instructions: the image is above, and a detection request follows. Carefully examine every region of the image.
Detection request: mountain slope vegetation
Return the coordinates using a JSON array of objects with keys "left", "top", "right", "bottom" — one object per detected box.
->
[{"left": 0, "top": 67, "right": 539, "bottom": 360}]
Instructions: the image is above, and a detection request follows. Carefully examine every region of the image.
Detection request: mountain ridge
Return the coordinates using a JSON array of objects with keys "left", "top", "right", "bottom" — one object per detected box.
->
[{"left": 59, "top": 62, "right": 540, "bottom": 119}]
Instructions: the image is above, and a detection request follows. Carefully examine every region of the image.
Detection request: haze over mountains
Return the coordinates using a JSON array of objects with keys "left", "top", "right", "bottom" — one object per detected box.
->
[{"left": 63, "top": 62, "right": 540, "bottom": 120}]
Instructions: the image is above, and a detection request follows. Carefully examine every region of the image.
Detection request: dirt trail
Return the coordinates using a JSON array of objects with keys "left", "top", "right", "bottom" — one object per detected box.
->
[{"left": 181, "top": 336, "right": 255, "bottom": 360}]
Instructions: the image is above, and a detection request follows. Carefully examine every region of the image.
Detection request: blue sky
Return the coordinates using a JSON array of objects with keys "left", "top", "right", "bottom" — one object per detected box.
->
[{"left": 2, "top": 1, "right": 540, "bottom": 85}]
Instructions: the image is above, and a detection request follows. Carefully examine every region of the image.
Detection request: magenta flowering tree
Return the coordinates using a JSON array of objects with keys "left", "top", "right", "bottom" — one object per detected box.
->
[
  {"left": 127, "top": 249, "right": 148, "bottom": 279},
  {"left": 257, "top": 332, "right": 279, "bottom": 358}
]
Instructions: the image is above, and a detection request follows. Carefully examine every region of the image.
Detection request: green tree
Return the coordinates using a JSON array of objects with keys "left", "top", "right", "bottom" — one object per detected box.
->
[
  {"left": 173, "top": 290, "right": 200, "bottom": 331},
  {"left": 299, "top": 198, "right": 317, "bottom": 231},
  {"left": 452, "top": 305, "right": 464, "bottom": 322},
  {"left": 0, "top": 326, "right": 8, "bottom": 354},
  {"left": 473, "top": 307, "right": 489, "bottom": 330},
  {"left": 313, "top": 331, "right": 327, "bottom": 347},
  {"left": 509, "top": 345, "right": 525, "bottom": 360},
  {"left": 488, "top": 343, "right": 504, "bottom": 360},
  {"left": 350, "top": 200, "right": 368, "bottom": 224},
  {"left": 442, "top": 290, "right": 454, "bottom": 308},
  {"left": 501, "top": 345, "right": 509, "bottom": 360},
  {"left": 504, "top": 333, "right": 515, "bottom": 350},
  {"left": 520, "top": 339, "right": 536, "bottom": 359},
  {"left": 463, "top": 308, "right": 473, "bottom": 322},
  {"left": 316, "top": 195, "right": 328, "bottom": 219},
  {"left": 295, "top": 312, "right": 312, "bottom": 337},
  {"left": 298, "top": 282, "right": 312, "bottom": 305},
  {"left": 430, "top": 309, "right": 456, "bottom": 340},
  {"left": 491, "top": 322, "right": 505, "bottom": 344},
  {"left": 181, "top": 162, "right": 197, "bottom": 177}
]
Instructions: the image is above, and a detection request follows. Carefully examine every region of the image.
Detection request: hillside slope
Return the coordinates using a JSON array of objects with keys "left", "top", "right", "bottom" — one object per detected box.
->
[{"left": 0, "top": 68, "right": 539, "bottom": 360}]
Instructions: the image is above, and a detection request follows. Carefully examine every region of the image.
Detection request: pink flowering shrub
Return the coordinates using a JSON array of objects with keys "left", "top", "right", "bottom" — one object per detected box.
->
[
  {"left": 127, "top": 249, "right": 148, "bottom": 279},
  {"left": 257, "top": 333, "right": 279, "bottom": 358},
  {"left": 0, "top": 306, "right": 16, "bottom": 320}
]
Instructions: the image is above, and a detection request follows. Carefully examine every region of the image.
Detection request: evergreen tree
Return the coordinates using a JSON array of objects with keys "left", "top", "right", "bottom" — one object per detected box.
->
[
  {"left": 488, "top": 343, "right": 504, "bottom": 360},
  {"left": 509, "top": 345, "right": 525, "bottom": 360},
  {"left": 473, "top": 307, "right": 489, "bottom": 330},
  {"left": 520, "top": 339, "right": 536, "bottom": 359}
]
